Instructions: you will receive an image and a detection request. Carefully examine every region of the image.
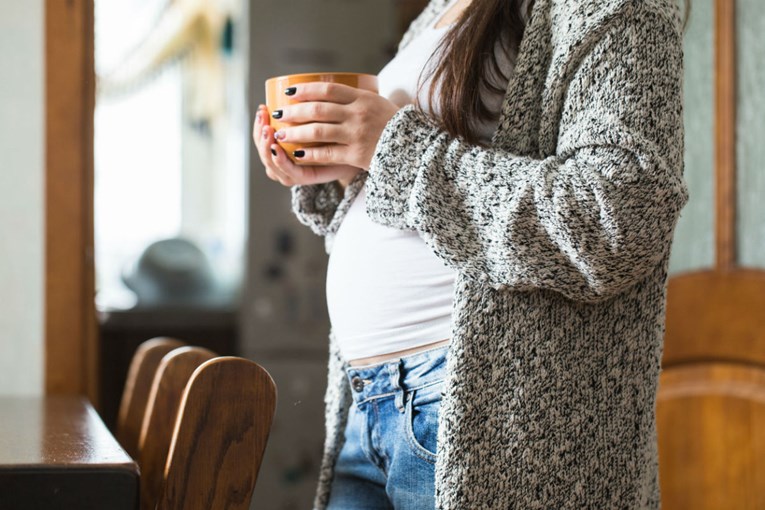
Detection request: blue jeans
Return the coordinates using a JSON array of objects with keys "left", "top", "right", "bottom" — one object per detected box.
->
[{"left": 326, "top": 345, "right": 448, "bottom": 510}]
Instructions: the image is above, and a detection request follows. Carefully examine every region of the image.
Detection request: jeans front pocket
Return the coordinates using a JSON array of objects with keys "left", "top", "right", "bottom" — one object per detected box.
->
[{"left": 404, "top": 382, "right": 443, "bottom": 464}]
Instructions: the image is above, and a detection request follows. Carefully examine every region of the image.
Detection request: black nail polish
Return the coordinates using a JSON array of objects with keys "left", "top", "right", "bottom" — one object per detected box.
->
[
  {"left": 272, "top": 109, "right": 283, "bottom": 119},
  {"left": 293, "top": 149, "right": 305, "bottom": 158},
  {"left": 270, "top": 148, "right": 277, "bottom": 156},
  {"left": 284, "top": 86, "right": 296, "bottom": 96}
]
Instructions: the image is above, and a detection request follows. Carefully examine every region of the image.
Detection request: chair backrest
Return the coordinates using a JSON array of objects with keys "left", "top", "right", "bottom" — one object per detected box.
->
[
  {"left": 157, "top": 357, "right": 277, "bottom": 510},
  {"left": 658, "top": 270, "right": 765, "bottom": 509},
  {"left": 657, "top": 362, "right": 765, "bottom": 509},
  {"left": 138, "top": 346, "right": 217, "bottom": 510},
  {"left": 117, "top": 337, "right": 185, "bottom": 458}
]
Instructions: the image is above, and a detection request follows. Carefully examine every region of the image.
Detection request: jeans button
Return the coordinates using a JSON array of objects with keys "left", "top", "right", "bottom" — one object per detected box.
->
[{"left": 351, "top": 376, "right": 364, "bottom": 392}]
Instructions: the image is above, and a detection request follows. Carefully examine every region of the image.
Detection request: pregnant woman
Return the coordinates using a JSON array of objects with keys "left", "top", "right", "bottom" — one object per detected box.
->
[{"left": 253, "top": 0, "right": 689, "bottom": 508}]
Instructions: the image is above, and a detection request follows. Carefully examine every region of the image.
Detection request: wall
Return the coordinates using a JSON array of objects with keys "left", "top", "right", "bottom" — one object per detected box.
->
[
  {"left": 737, "top": 0, "right": 765, "bottom": 266},
  {"left": 669, "top": 0, "right": 715, "bottom": 273},
  {"left": 0, "top": 0, "right": 44, "bottom": 395},
  {"left": 669, "top": 0, "right": 765, "bottom": 272}
]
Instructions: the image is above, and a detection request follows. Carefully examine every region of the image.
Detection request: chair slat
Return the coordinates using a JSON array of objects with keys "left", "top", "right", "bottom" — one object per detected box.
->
[
  {"left": 139, "top": 346, "right": 217, "bottom": 510},
  {"left": 116, "top": 337, "right": 185, "bottom": 458},
  {"left": 158, "top": 357, "right": 277, "bottom": 510}
]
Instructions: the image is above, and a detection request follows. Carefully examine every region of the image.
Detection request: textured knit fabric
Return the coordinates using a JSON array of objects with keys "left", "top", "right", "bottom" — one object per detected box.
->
[{"left": 290, "top": 0, "right": 689, "bottom": 508}]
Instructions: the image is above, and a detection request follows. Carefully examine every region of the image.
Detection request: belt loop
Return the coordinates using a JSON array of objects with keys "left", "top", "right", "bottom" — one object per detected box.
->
[{"left": 393, "top": 360, "right": 405, "bottom": 413}]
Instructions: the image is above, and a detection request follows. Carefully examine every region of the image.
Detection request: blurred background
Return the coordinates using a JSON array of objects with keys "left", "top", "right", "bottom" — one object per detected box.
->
[
  {"left": 94, "top": 0, "right": 419, "bottom": 506},
  {"left": 1, "top": 0, "right": 763, "bottom": 508}
]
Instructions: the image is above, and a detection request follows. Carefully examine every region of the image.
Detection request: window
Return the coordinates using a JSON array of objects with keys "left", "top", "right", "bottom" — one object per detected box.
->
[{"left": 94, "top": 0, "right": 247, "bottom": 311}]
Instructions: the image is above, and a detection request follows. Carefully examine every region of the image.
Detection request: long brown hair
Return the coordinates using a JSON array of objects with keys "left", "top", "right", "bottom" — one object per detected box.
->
[
  {"left": 414, "top": 0, "right": 534, "bottom": 148},
  {"left": 414, "top": 0, "right": 691, "bottom": 149}
]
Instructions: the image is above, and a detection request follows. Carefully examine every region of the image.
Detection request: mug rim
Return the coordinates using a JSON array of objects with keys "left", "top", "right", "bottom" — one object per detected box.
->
[{"left": 265, "top": 72, "right": 378, "bottom": 83}]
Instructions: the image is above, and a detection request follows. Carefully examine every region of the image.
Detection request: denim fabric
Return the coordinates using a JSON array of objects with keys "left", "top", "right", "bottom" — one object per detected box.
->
[{"left": 326, "top": 345, "right": 448, "bottom": 510}]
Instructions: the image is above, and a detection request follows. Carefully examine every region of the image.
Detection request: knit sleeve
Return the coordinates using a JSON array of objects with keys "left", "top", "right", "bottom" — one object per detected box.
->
[
  {"left": 287, "top": 1, "right": 437, "bottom": 239},
  {"left": 289, "top": 171, "right": 367, "bottom": 240},
  {"left": 290, "top": 181, "right": 342, "bottom": 236},
  {"left": 363, "top": 4, "right": 689, "bottom": 304}
]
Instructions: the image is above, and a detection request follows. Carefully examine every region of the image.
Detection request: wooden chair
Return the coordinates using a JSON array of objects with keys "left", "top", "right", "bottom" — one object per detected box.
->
[
  {"left": 657, "top": 271, "right": 765, "bottom": 509},
  {"left": 657, "top": 3, "right": 765, "bottom": 506},
  {"left": 138, "top": 346, "right": 217, "bottom": 510},
  {"left": 117, "top": 337, "right": 185, "bottom": 458},
  {"left": 156, "top": 356, "right": 277, "bottom": 510}
]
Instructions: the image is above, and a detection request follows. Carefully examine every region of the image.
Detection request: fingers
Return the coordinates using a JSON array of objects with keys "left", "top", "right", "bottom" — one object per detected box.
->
[
  {"left": 266, "top": 142, "right": 302, "bottom": 186},
  {"left": 273, "top": 101, "right": 345, "bottom": 124},
  {"left": 289, "top": 144, "right": 348, "bottom": 167},
  {"left": 254, "top": 103, "right": 357, "bottom": 186},
  {"left": 285, "top": 81, "right": 358, "bottom": 105},
  {"left": 254, "top": 105, "right": 293, "bottom": 185},
  {"left": 252, "top": 104, "right": 270, "bottom": 149},
  {"left": 264, "top": 130, "right": 294, "bottom": 185},
  {"left": 267, "top": 142, "right": 332, "bottom": 186},
  {"left": 274, "top": 122, "right": 347, "bottom": 145}
]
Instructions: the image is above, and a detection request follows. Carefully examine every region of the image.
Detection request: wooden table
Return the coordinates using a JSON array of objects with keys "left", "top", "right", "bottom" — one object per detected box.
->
[{"left": 0, "top": 395, "right": 138, "bottom": 510}]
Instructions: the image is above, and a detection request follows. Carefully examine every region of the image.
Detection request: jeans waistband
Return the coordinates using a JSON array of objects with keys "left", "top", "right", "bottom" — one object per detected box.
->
[{"left": 344, "top": 345, "right": 448, "bottom": 406}]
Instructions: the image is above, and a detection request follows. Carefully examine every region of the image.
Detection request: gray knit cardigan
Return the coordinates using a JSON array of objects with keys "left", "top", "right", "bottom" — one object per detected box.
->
[{"left": 290, "top": 0, "right": 688, "bottom": 507}]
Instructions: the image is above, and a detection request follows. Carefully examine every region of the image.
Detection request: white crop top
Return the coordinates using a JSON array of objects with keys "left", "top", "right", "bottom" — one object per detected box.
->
[{"left": 326, "top": 0, "right": 513, "bottom": 362}]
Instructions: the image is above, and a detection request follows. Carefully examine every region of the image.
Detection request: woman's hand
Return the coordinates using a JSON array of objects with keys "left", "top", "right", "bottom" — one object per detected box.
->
[
  {"left": 268, "top": 81, "right": 402, "bottom": 170},
  {"left": 253, "top": 104, "right": 362, "bottom": 188}
]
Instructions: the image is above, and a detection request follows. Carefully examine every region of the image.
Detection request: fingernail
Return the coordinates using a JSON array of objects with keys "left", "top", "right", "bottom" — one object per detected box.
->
[
  {"left": 256, "top": 112, "right": 262, "bottom": 122},
  {"left": 284, "top": 86, "right": 296, "bottom": 96},
  {"left": 293, "top": 149, "right": 305, "bottom": 158},
  {"left": 272, "top": 109, "right": 283, "bottom": 119},
  {"left": 274, "top": 130, "right": 285, "bottom": 140},
  {"left": 270, "top": 148, "right": 277, "bottom": 156}
]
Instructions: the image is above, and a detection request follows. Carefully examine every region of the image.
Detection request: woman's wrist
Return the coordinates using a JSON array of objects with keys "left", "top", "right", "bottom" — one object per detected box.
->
[
  {"left": 336, "top": 167, "right": 366, "bottom": 192},
  {"left": 337, "top": 177, "right": 351, "bottom": 191}
]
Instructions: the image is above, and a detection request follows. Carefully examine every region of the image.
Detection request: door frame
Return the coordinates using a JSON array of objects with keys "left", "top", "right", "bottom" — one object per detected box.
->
[{"left": 44, "top": 0, "right": 98, "bottom": 403}]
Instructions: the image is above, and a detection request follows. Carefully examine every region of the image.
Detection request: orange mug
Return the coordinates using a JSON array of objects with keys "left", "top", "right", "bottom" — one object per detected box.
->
[{"left": 265, "top": 72, "right": 379, "bottom": 164}]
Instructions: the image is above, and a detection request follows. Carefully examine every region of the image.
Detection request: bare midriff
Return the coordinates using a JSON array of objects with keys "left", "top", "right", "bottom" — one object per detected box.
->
[{"left": 348, "top": 338, "right": 450, "bottom": 367}]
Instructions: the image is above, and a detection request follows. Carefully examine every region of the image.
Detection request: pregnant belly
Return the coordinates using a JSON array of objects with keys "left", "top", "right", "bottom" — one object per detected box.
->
[{"left": 326, "top": 186, "right": 456, "bottom": 352}]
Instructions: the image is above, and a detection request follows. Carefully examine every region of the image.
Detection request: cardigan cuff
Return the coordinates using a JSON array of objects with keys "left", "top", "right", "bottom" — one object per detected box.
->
[
  {"left": 290, "top": 181, "right": 343, "bottom": 236},
  {"left": 365, "top": 103, "right": 444, "bottom": 231},
  {"left": 290, "top": 171, "right": 367, "bottom": 238}
]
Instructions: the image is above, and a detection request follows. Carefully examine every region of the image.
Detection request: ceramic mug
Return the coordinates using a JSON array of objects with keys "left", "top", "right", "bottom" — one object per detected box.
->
[{"left": 265, "top": 72, "right": 379, "bottom": 164}]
